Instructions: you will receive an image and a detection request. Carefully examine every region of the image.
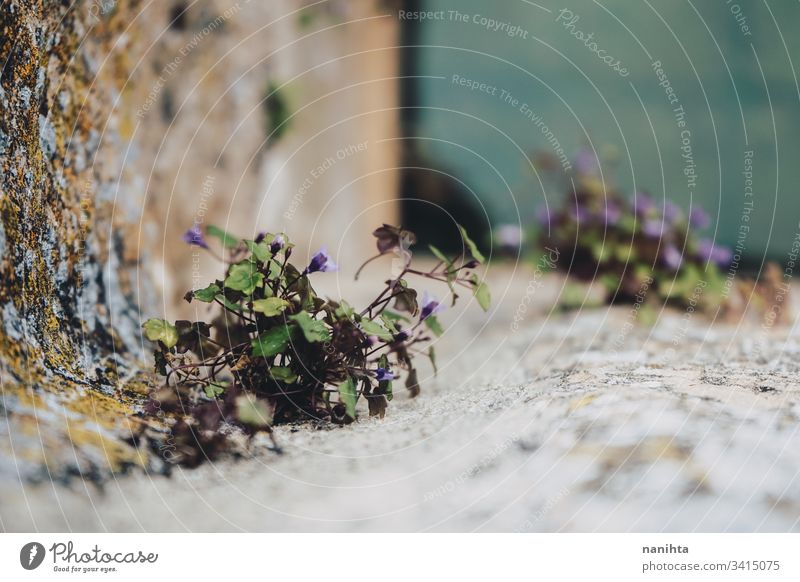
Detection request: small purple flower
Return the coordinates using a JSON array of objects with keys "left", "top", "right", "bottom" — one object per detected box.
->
[
  {"left": 663, "top": 201, "right": 682, "bottom": 224},
  {"left": 574, "top": 147, "right": 599, "bottom": 175},
  {"left": 662, "top": 244, "right": 683, "bottom": 271},
  {"left": 420, "top": 291, "right": 443, "bottom": 321},
  {"left": 536, "top": 205, "right": 554, "bottom": 228},
  {"left": 633, "top": 192, "right": 654, "bottom": 217},
  {"left": 602, "top": 201, "right": 622, "bottom": 226},
  {"left": 689, "top": 207, "right": 711, "bottom": 230},
  {"left": 305, "top": 246, "right": 338, "bottom": 274},
  {"left": 270, "top": 234, "right": 285, "bottom": 254},
  {"left": 642, "top": 218, "right": 666, "bottom": 239},
  {"left": 182, "top": 223, "right": 209, "bottom": 249},
  {"left": 698, "top": 239, "right": 732, "bottom": 267},
  {"left": 255, "top": 232, "right": 267, "bottom": 243},
  {"left": 374, "top": 368, "right": 395, "bottom": 382}
]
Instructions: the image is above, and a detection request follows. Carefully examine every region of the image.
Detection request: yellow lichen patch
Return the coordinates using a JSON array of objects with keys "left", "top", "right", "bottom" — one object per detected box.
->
[
  {"left": 568, "top": 393, "right": 598, "bottom": 412},
  {"left": 62, "top": 419, "right": 147, "bottom": 472},
  {"left": 2, "top": 382, "right": 48, "bottom": 410}
]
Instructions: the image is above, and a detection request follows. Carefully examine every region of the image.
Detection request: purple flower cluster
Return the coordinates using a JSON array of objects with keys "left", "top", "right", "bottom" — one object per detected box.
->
[{"left": 697, "top": 239, "right": 733, "bottom": 267}]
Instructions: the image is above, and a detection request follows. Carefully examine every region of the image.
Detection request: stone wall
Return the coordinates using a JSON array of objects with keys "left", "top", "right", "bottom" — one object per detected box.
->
[{"left": 0, "top": 0, "right": 401, "bottom": 480}]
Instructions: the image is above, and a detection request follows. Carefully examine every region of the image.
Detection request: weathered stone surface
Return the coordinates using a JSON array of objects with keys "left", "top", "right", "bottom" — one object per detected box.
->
[
  {"left": 1, "top": 1, "right": 153, "bottom": 480},
  {"left": 3, "top": 270, "right": 799, "bottom": 531}
]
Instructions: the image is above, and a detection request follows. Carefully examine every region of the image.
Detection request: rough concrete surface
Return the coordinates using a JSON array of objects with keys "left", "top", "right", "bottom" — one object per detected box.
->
[{"left": 3, "top": 269, "right": 799, "bottom": 532}]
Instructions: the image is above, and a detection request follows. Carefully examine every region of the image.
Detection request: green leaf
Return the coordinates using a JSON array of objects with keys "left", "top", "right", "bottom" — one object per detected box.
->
[
  {"left": 334, "top": 300, "right": 355, "bottom": 319},
  {"left": 245, "top": 240, "right": 271, "bottom": 263},
  {"left": 425, "top": 315, "right": 444, "bottom": 337},
  {"left": 338, "top": 376, "right": 358, "bottom": 420},
  {"left": 614, "top": 244, "right": 636, "bottom": 263},
  {"left": 619, "top": 215, "right": 637, "bottom": 234},
  {"left": 206, "top": 225, "right": 239, "bottom": 248},
  {"left": 142, "top": 319, "right": 179, "bottom": 349},
  {"left": 458, "top": 224, "right": 485, "bottom": 263},
  {"left": 428, "top": 245, "right": 453, "bottom": 268},
  {"left": 204, "top": 382, "right": 228, "bottom": 398},
  {"left": 269, "top": 366, "right": 297, "bottom": 383},
  {"left": 381, "top": 309, "right": 409, "bottom": 323},
  {"left": 473, "top": 279, "right": 491, "bottom": 312},
  {"left": 289, "top": 311, "right": 331, "bottom": 343},
  {"left": 591, "top": 241, "right": 613, "bottom": 263},
  {"left": 600, "top": 274, "right": 621, "bottom": 293},
  {"left": 190, "top": 283, "right": 221, "bottom": 303},
  {"left": 235, "top": 394, "right": 273, "bottom": 427},
  {"left": 358, "top": 318, "right": 394, "bottom": 341},
  {"left": 384, "top": 379, "right": 393, "bottom": 402},
  {"left": 252, "top": 297, "right": 289, "bottom": 316},
  {"left": 225, "top": 262, "right": 264, "bottom": 295},
  {"left": 251, "top": 325, "right": 293, "bottom": 357},
  {"left": 428, "top": 346, "right": 438, "bottom": 376}
]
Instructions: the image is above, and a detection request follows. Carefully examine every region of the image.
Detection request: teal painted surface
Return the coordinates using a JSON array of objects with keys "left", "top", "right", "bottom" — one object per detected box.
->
[{"left": 410, "top": 0, "right": 800, "bottom": 259}]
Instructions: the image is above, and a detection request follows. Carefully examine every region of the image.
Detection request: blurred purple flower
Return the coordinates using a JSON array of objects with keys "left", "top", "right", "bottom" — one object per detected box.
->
[
  {"left": 698, "top": 239, "right": 732, "bottom": 267},
  {"left": 663, "top": 201, "right": 682, "bottom": 224},
  {"left": 536, "top": 205, "right": 553, "bottom": 227},
  {"left": 574, "top": 147, "right": 599, "bottom": 175},
  {"left": 270, "top": 234, "right": 286, "bottom": 254},
  {"left": 689, "top": 207, "right": 711, "bottom": 230},
  {"left": 713, "top": 246, "right": 733, "bottom": 266},
  {"left": 571, "top": 205, "right": 589, "bottom": 223},
  {"left": 496, "top": 224, "right": 524, "bottom": 248},
  {"left": 602, "top": 201, "right": 622, "bottom": 226},
  {"left": 255, "top": 232, "right": 267, "bottom": 243},
  {"left": 642, "top": 218, "right": 666, "bottom": 238},
  {"left": 182, "top": 223, "right": 209, "bottom": 249},
  {"left": 633, "top": 192, "right": 654, "bottom": 217},
  {"left": 662, "top": 244, "right": 683, "bottom": 271},
  {"left": 305, "top": 246, "right": 338, "bottom": 274},
  {"left": 420, "top": 291, "right": 443, "bottom": 321},
  {"left": 374, "top": 368, "right": 395, "bottom": 382}
]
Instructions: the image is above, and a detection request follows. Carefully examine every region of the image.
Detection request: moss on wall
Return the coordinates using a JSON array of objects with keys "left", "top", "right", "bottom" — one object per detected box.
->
[{"left": 0, "top": 0, "right": 154, "bottom": 480}]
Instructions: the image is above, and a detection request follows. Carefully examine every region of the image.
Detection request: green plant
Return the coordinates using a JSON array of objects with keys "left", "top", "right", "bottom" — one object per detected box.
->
[
  {"left": 535, "top": 148, "right": 731, "bottom": 312},
  {"left": 141, "top": 224, "right": 489, "bottom": 466}
]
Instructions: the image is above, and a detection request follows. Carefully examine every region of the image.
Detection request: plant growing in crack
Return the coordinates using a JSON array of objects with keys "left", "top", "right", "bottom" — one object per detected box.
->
[{"left": 139, "top": 223, "right": 490, "bottom": 466}]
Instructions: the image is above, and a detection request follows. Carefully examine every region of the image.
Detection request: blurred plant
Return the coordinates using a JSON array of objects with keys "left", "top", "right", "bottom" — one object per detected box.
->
[
  {"left": 140, "top": 223, "right": 489, "bottom": 466},
  {"left": 263, "top": 81, "right": 291, "bottom": 145},
  {"left": 534, "top": 148, "right": 732, "bottom": 313}
]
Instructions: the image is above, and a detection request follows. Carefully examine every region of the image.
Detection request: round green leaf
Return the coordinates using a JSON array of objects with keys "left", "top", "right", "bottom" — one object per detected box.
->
[
  {"left": 252, "top": 297, "right": 290, "bottom": 316},
  {"left": 142, "top": 319, "right": 179, "bottom": 349},
  {"left": 289, "top": 311, "right": 331, "bottom": 343},
  {"left": 225, "top": 262, "right": 264, "bottom": 295},
  {"left": 251, "top": 325, "right": 293, "bottom": 358}
]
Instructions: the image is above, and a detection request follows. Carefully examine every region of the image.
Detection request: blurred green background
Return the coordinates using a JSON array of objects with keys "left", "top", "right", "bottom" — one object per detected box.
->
[{"left": 400, "top": 0, "right": 800, "bottom": 263}]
